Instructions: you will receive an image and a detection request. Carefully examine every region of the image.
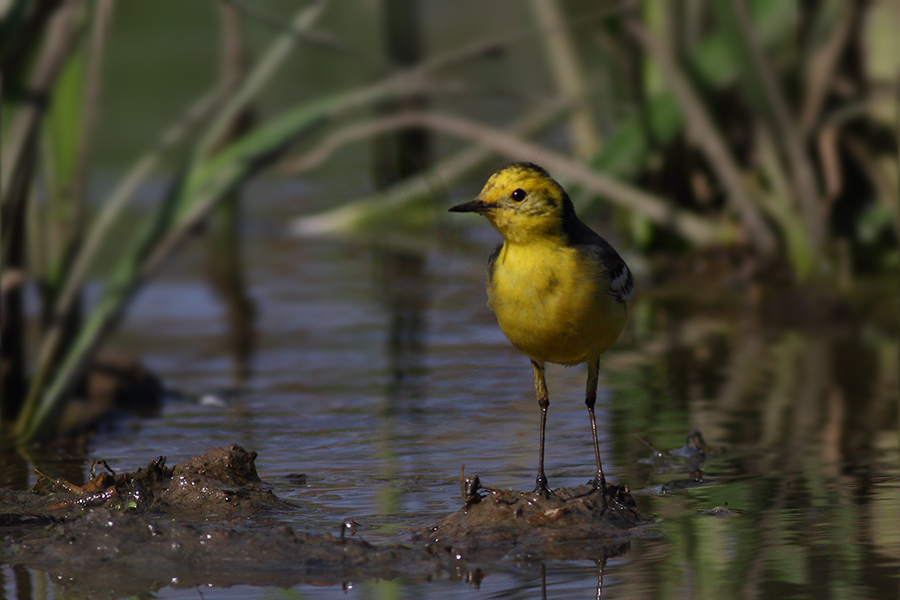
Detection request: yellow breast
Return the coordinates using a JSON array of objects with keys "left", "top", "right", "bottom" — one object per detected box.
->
[{"left": 487, "top": 240, "right": 627, "bottom": 366}]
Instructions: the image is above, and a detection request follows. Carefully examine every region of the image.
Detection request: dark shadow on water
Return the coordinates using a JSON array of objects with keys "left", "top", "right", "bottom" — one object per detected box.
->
[{"left": 379, "top": 249, "right": 429, "bottom": 408}]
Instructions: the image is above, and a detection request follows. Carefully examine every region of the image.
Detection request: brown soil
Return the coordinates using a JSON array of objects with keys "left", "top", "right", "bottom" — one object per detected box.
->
[{"left": 0, "top": 445, "right": 650, "bottom": 598}]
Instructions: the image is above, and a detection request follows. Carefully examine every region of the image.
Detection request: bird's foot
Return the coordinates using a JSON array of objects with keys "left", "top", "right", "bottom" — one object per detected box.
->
[
  {"left": 534, "top": 474, "right": 554, "bottom": 498},
  {"left": 591, "top": 474, "right": 607, "bottom": 493}
]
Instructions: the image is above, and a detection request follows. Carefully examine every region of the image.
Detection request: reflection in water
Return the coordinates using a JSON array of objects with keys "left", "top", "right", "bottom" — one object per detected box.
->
[
  {"left": 610, "top": 305, "right": 899, "bottom": 600},
  {"left": 538, "top": 556, "right": 610, "bottom": 600},
  {"left": 203, "top": 1, "right": 256, "bottom": 390},
  {"left": 372, "top": 248, "right": 430, "bottom": 545},
  {"left": 366, "top": 0, "right": 433, "bottom": 555},
  {"left": 205, "top": 195, "right": 257, "bottom": 388},
  {"left": 379, "top": 250, "right": 429, "bottom": 405},
  {"left": 1, "top": 437, "right": 89, "bottom": 492}
]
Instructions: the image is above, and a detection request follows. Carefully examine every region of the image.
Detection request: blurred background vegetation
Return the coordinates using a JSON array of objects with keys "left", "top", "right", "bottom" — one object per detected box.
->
[{"left": 1, "top": 0, "right": 897, "bottom": 444}]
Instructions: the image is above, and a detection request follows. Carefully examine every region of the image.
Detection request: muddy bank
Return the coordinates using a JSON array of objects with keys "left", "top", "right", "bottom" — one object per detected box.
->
[{"left": 1, "top": 446, "right": 649, "bottom": 597}]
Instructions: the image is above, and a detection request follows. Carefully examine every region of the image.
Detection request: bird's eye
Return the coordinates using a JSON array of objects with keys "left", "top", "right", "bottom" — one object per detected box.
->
[{"left": 511, "top": 188, "right": 526, "bottom": 201}]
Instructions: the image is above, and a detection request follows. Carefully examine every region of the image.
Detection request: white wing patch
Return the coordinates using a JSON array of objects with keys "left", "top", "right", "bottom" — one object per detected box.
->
[{"left": 608, "top": 262, "right": 635, "bottom": 303}]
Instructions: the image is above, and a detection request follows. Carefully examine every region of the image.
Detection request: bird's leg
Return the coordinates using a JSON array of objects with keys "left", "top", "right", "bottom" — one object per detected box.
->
[
  {"left": 531, "top": 359, "right": 552, "bottom": 497},
  {"left": 586, "top": 358, "right": 606, "bottom": 495}
]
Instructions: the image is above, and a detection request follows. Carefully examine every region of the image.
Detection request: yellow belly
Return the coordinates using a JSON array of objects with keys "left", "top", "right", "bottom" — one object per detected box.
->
[{"left": 487, "top": 242, "right": 627, "bottom": 366}]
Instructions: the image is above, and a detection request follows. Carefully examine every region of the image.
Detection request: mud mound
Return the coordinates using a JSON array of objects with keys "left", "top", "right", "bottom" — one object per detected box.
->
[
  {"left": 419, "top": 477, "right": 646, "bottom": 562},
  {"left": 1, "top": 446, "right": 652, "bottom": 597},
  {"left": 1, "top": 445, "right": 288, "bottom": 522},
  {"left": 161, "top": 444, "right": 289, "bottom": 518}
]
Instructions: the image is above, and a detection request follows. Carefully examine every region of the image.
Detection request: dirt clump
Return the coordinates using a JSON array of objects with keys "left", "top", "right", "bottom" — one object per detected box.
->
[
  {"left": 419, "top": 477, "right": 646, "bottom": 562},
  {"left": 160, "top": 444, "right": 288, "bottom": 518},
  {"left": 6, "top": 445, "right": 288, "bottom": 521}
]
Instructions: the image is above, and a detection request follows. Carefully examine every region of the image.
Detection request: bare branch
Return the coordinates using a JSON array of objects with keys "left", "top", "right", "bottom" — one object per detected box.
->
[
  {"left": 799, "top": 2, "right": 857, "bottom": 136},
  {"left": 727, "top": 0, "right": 823, "bottom": 251},
  {"left": 287, "top": 109, "right": 732, "bottom": 245}
]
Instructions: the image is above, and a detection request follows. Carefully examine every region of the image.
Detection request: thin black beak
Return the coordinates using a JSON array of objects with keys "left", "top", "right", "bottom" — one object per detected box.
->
[{"left": 448, "top": 200, "right": 493, "bottom": 214}]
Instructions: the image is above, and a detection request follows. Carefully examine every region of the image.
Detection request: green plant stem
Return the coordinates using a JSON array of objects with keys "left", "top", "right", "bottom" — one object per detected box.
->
[
  {"left": 192, "top": 0, "right": 328, "bottom": 164},
  {"left": 206, "top": 0, "right": 254, "bottom": 386},
  {"left": 19, "top": 91, "right": 222, "bottom": 440},
  {"left": 1, "top": 0, "right": 83, "bottom": 263},
  {"left": 530, "top": 0, "right": 598, "bottom": 160},
  {"left": 14, "top": 172, "right": 185, "bottom": 441},
  {"left": 628, "top": 18, "right": 777, "bottom": 254},
  {"left": 715, "top": 0, "right": 824, "bottom": 254},
  {"left": 16, "top": 1, "right": 455, "bottom": 441},
  {"left": 799, "top": 1, "right": 856, "bottom": 135}
]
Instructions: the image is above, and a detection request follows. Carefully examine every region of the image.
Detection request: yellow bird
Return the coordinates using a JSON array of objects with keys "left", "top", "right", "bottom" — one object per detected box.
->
[{"left": 450, "top": 162, "right": 634, "bottom": 497}]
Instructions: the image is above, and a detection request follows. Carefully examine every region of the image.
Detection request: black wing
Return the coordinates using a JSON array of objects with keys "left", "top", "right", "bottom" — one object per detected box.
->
[{"left": 568, "top": 220, "right": 635, "bottom": 304}]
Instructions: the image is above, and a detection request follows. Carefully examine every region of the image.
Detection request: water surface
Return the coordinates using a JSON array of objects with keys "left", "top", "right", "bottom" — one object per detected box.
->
[{"left": 3, "top": 184, "right": 897, "bottom": 598}]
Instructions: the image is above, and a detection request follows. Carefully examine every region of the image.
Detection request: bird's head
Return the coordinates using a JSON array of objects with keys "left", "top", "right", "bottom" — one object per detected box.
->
[{"left": 449, "top": 162, "right": 574, "bottom": 243}]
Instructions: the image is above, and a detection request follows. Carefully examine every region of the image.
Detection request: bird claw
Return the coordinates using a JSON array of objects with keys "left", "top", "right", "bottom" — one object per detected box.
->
[{"left": 534, "top": 475, "right": 554, "bottom": 498}]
